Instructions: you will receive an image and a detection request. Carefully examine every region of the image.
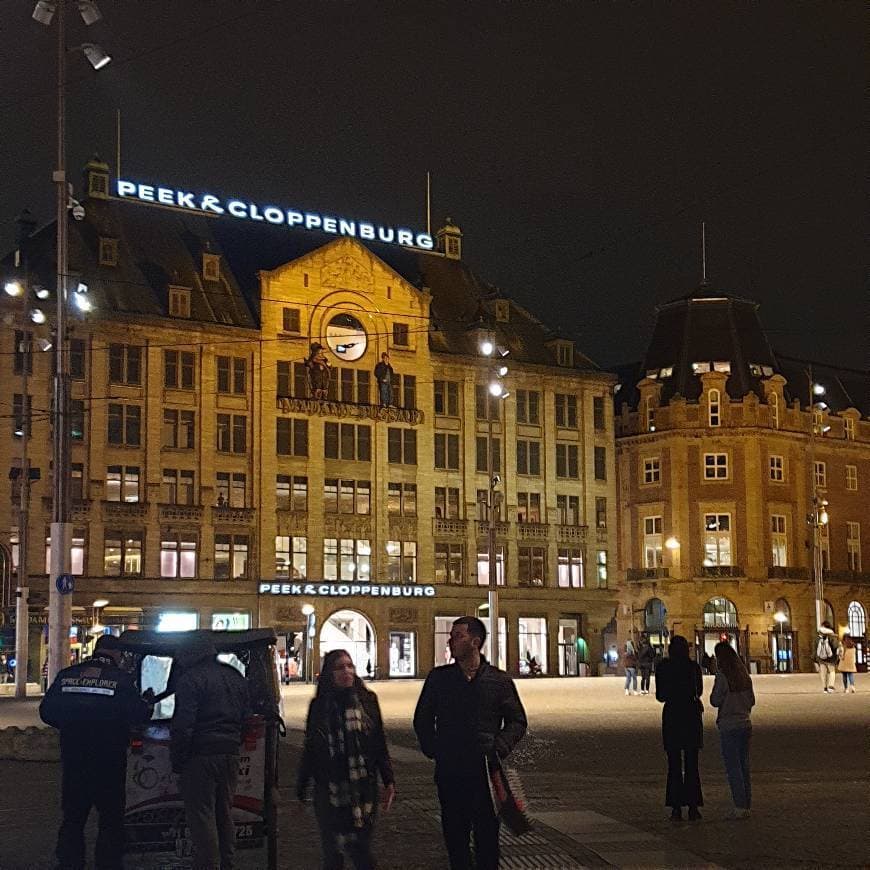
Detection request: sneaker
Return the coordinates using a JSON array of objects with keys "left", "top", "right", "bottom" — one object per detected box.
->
[
  {"left": 625, "top": 689, "right": 630, "bottom": 696},
  {"left": 687, "top": 807, "right": 702, "bottom": 821},
  {"left": 728, "top": 808, "right": 750, "bottom": 820},
  {"left": 849, "top": 686, "right": 856, "bottom": 693},
  {"left": 632, "top": 691, "right": 639, "bottom": 695},
  {"left": 670, "top": 808, "right": 683, "bottom": 822}
]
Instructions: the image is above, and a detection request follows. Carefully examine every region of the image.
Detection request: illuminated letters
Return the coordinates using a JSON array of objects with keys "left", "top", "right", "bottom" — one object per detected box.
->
[
  {"left": 264, "top": 207, "right": 284, "bottom": 224},
  {"left": 227, "top": 200, "right": 247, "bottom": 218},
  {"left": 201, "top": 195, "right": 224, "bottom": 214}
]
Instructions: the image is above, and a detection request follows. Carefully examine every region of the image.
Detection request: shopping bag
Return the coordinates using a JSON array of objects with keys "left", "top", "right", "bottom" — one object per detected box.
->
[{"left": 486, "top": 754, "right": 532, "bottom": 836}]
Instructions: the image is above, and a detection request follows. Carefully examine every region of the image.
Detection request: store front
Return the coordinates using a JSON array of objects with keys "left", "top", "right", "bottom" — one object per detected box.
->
[
  {"left": 643, "top": 597, "right": 669, "bottom": 655},
  {"left": 518, "top": 616, "right": 547, "bottom": 675},
  {"left": 320, "top": 609, "right": 377, "bottom": 678},
  {"left": 558, "top": 616, "right": 583, "bottom": 676},
  {"left": 769, "top": 598, "right": 795, "bottom": 673},
  {"left": 389, "top": 631, "right": 416, "bottom": 677},
  {"left": 696, "top": 596, "right": 748, "bottom": 665},
  {"left": 847, "top": 600, "right": 867, "bottom": 672}
]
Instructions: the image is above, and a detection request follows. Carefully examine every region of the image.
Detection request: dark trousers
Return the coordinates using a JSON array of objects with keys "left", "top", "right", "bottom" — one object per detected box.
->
[
  {"left": 179, "top": 754, "right": 239, "bottom": 870},
  {"left": 719, "top": 728, "right": 752, "bottom": 809},
  {"left": 665, "top": 748, "right": 703, "bottom": 809},
  {"left": 313, "top": 789, "right": 376, "bottom": 870},
  {"left": 56, "top": 747, "right": 126, "bottom": 870},
  {"left": 640, "top": 667, "right": 652, "bottom": 692},
  {"left": 436, "top": 765, "right": 500, "bottom": 870}
]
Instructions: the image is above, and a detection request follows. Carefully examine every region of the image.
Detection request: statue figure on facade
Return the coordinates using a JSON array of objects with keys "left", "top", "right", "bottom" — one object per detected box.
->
[
  {"left": 374, "top": 352, "right": 394, "bottom": 407},
  {"left": 306, "top": 342, "right": 332, "bottom": 400}
]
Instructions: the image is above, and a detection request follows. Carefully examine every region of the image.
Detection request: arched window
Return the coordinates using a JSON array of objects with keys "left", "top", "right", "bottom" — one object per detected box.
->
[
  {"left": 774, "top": 597, "right": 790, "bottom": 624},
  {"left": 847, "top": 601, "right": 866, "bottom": 637},
  {"left": 703, "top": 596, "right": 738, "bottom": 628},
  {"left": 708, "top": 389, "right": 721, "bottom": 427},
  {"left": 823, "top": 600, "right": 835, "bottom": 627},
  {"left": 644, "top": 597, "right": 668, "bottom": 631},
  {"left": 769, "top": 392, "right": 779, "bottom": 429}
]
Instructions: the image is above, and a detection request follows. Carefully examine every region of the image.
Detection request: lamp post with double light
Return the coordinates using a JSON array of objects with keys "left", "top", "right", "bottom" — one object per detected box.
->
[{"left": 31, "top": 0, "right": 110, "bottom": 682}]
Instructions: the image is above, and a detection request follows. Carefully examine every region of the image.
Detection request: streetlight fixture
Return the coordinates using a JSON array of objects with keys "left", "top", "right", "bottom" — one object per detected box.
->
[
  {"left": 808, "top": 496, "right": 829, "bottom": 632},
  {"left": 31, "top": 0, "right": 112, "bottom": 683},
  {"left": 773, "top": 610, "right": 788, "bottom": 673}
]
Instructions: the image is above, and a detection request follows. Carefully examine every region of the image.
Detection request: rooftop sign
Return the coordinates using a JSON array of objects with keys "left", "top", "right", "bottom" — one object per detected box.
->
[
  {"left": 116, "top": 180, "right": 435, "bottom": 250},
  {"left": 259, "top": 582, "right": 436, "bottom": 598}
]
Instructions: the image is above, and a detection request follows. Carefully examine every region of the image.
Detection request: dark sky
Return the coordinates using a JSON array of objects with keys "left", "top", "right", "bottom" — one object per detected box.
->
[{"left": 1, "top": 1, "right": 865, "bottom": 370}]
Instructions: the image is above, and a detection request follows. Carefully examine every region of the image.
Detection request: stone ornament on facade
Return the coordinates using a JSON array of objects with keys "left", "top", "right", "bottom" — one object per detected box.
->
[
  {"left": 276, "top": 396, "right": 424, "bottom": 425},
  {"left": 320, "top": 255, "right": 374, "bottom": 294}
]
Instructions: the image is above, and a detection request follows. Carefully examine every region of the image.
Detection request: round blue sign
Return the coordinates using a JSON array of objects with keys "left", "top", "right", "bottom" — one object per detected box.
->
[{"left": 55, "top": 574, "right": 75, "bottom": 595}]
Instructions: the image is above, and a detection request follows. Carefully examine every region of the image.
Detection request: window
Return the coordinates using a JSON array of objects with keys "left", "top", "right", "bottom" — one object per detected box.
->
[
  {"left": 324, "top": 479, "right": 371, "bottom": 515},
  {"left": 554, "top": 393, "right": 577, "bottom": 428},
  {"left": 43, "top": 528, "right": 86, "bottom": 576},
  {"left": 844, "top": 417, "right": 856, "bottom": 440},
  {"left": 163, "top": 350, "right": 195, "bottom": 389},
  {"left": 475, "top": 437, "right": 501, "bottom": 473},
  {"left": 594, "top": 446, "right": 607, "bottom": 481},
  {"left": 214, "top": 534, "right": 249, "bottom": 580},
  {"left": 556, "top": 443, "right": 579, "bottom": 479},
  {"left": 276, "top": 474, "right": 307, "bottom": 511},
  {"left": 106, "top": 465, "right": 140, "bottom": 503},
  {"left": 516, "top": 390, "right": 541, "bottom": 425},
  {"left": 434, "top": 433, "right": 460, "bottom": 470},
  {"left": 495, "top": 299, "right": 510, "bottom": 322},
  {"left": 325, "top": 422, "right": 372, "bottom": 461},
  {"left": 434, "top": 380, "right": 459, "bottom": 416},
  {"left": 847, "top": 601, "right": 866, "bottom": 637},
  {"left": 386, "top": 540, "right": 417, "bottom": 583},
  {"left": 161, "top": 469, "right": 195, "bottom": 505},
  {"left": 216, "top": 356, "right": 246, "bottom": 394},
  {"left": 644, "top": 397, "right": 656, "bottom": 432},
  {"left": 277, "top": 361, "right": 309, "bottom": 398},
  {"left": 68, "top": 399, "right": 84, "bottom": 441},
  {"left": 703, "top": 596, "right": 738, "bottom": 627},
  {"left": 387, "top": 427, "right": 416, "bottom": 465},
  {"left": 516, "top": 440, "right": 541, "bottom": 476},
  {"left": 282, "top": 307, "right": 301, "bottom": 333},
  {"left": 812, "top": 410, "right": 824, "bottom": 436},
  {"left": 595, "top": 497, "right": 607, "bottom": 529},
  {"left": 107, "top": 404, "right": 141, "bottom": 446},
  {"left": 70, "top": 337, "right": 85, "bottom": 380},
  {"left": 477, "top": 489, "right": 502, "bottom": 522},
  {"left": 769, "top": 392, "right": 779, "bottom": 429},
  {"left": 475, "top": 385, "right": 500, "bottom": 421},
  {"left": 13, "top": 331, "right": 32, "bottom": 375},
  {"left": 820, "top": 523, "right": 830, "bottom": 570},
  {"left": 596, "top": 550, "right": 608, "bottom": 587},
  {"left": 323, "top": 538, "right": 371, "bottom": 581},
  {"left": 160, "top": 534, "right": 197, "bottom": 578},
  {"left": 275, "top": 536, "right": 307, "bottom": 579},
  {"left": 703, "top": 453, "right": 728, "bottom": 480},
  {"left": 518, "top": 546, "right": 545, "bottom": 586},
  {"left": 708, "top": 389, "right": 721, "bottom": 427},
  {"left": 556, "top": 343, "right": 573, "bottom": 367},
  {"left": 814, "top": 461, "right": 827, "bottom": 489},
  {"left": 276, "top": 418, "right": 309, "bottom": 456},
  {"left": 769, "top": 455, "right": 785, "bottom": 482},
  {"left": 103, "top": 530, "right": 143, "bottom": 576},
  {"left": 168, "top": 287, "right": 190, "bottom": 318},
  {"left": 98, "top": 237, "right": 118, "bottom": 266},
  {"left": 644, "top": 516, "right": 663, "bottom": 568},
  {"left": 517, "top": 492, "right": 542, "bottom": 523},
  {"left": 435, "top": 543, "right": 464, "bottom": 584},
  {"left": 556, "top": 494, "right": 580, "bottom": 526},
  {"left": 162, "top": 409, "right": 195, "bottom": 449},
  {"left": 216, "top": 414, "right": 247, "bottom": 453},
  {"left": 329, "top": 368, "right": 372, "bottom": 405},
  {"left": 692, "top": 361, "right": 711, "bottom": 374},
  {"left": 215, "top": 472, "right": 246, "bottom": 508},
  {"left": 12, "top": 394, "right": 31, "bottom": 438},
  {"left": 846, "top": 522, "right": 861, "bottom": 572},
  {"left": 846, "top": 465, "right": 858, "bottom": 491},
  {"left": 70, "top": 464, "right": 84, "bottom": 501},
  {"left": 593, "top": 396, "right": 606, "bottom": 431},
  {"left": 202, "top": 253, "right": 221, "bottom": 280},
  {"left": 476, "top": 545, "right": 505, "bottom": 586},
  {"left": 643, "top": 457, "right": 661, "bottom": 484},
  {"left": 392, "top": 323, "right": 409, "bottom": 346},
  {"left": 771, "top": 515, "right": 787, "bottom": 567},
  {"left": 434, "top": 487, "right": 460, "bottom": 519},
  {"left": 108, "top": 344, "right": 141, "bottom": 385},
  {"left": 557, "top": 549, "right": 584, "bottom": 588},
  {"left": 704, "top": 514, "right": 732, "bottom": 566},
  {"left": 388, "top": 482, "right": 417, "bottom": 516}
]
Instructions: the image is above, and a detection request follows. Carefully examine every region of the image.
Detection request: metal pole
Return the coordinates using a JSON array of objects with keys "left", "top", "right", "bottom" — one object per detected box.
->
[
  {"left": 14, "top": 587, "right": 29, "bottom": 695},
  {"left": 14, "top": 320, "right": 31, "bottom": 698},
  {"left": 48, "top": 0, "right": 72, "bottom": 683},
  {"left": 487, "top": 408, "right": 499, "bottom": 669}
]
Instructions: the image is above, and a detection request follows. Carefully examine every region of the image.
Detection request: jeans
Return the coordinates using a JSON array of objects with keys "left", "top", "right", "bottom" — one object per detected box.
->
[
  {"left": 180, "top": 753, "right": 239, "bottom": 870},
  {"left": 719, "top": 727, "right": 752, "bottom": 809},
  {"left": 378, "top": 380, "right": 393, "bottom": 406},
  {"left": 665, "top": 748, "right": 703, "bottom": 809},
  {"left": 842, "top": 671, "right": 855, "bottom": 689},
  {"left": 436, "top": 763, "right": 500, "bottom": 870},
  {"left": 624, "top": 668, "right": 637, "bottom": 692},
  {"left": 640, "top": 667, "right": 652, "bottom": 692}
]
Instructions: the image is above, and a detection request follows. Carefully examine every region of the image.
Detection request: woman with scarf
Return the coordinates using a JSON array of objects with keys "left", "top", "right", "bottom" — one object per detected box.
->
[{"left": 297, "top": 650, "right": 396, "bottom": 869}]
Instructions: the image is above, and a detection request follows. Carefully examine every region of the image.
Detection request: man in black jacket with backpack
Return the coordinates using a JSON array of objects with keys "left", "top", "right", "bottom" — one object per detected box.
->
[{"left": 414, "top": 616, "right": 527, "bottom": 870}]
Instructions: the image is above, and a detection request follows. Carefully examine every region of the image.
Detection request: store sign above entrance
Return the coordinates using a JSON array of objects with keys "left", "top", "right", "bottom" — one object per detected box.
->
[
  {"left": 259, "top": 582, "right": 436, "bottom": 598},
  {"left": 116, "top": 180, "right": 435, "bottom": 250}
]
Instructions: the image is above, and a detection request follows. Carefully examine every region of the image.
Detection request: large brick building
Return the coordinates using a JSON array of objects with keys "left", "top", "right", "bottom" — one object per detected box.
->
[
  {"left": 614, "top": 286, "right": 869, "bottom": 673},
  {"left": 1, "top": 158, "right": 619, "bottom": 680}
]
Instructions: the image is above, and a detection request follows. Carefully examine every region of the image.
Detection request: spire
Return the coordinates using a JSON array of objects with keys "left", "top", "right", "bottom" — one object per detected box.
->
[{"left": 700, "top": 221, "right": 708, "bottom": 286}]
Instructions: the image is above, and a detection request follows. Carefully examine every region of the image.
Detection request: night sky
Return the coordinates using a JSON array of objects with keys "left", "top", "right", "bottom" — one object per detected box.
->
[{"left": 1, "top": 1, "right": 865, "bottom": 371}]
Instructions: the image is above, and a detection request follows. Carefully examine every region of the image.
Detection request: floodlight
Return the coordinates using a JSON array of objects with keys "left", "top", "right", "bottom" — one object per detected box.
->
[
  {"left": 73, "top": 293, "right": 92, "bottom": 313},
  {"left": 82, "top": 43, "right": 111, "bottom": 70},
  {"left": 35, "top": 286, "right": 50, "bottom": 299},
  {"left": 488, "top": 381, "right": 503, "bottom": 397},
  {"left": 36, "top": 338, "right": 53, "bottom": 352},
  {"left": 93, "top": 598, "right": 109, "bottom": 608},
  {"left": 30, "top": 308, "right": 46, "bottom": 324},
  {"left": 497, "top": 364, "right": 508, "bottom": 377},
  {"left": 32, "top": 1, "right": 56, "bottom": 25},
  {"left": 4, "top": 281, "right": 23, "bottom": 297},
  {"left": 812, "top": 383, "right": 825, "bottom": 396},
  {"left": 479, "top": 339, "right": 494, "bottom": 357},
  {"left": 77, "top": 1, "right": 102, "bottom": 25}
]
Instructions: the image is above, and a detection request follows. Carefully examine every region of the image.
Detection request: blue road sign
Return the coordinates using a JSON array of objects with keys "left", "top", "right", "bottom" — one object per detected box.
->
[{"left": 56, "top": 574, "right": 75, "bottom": 595}]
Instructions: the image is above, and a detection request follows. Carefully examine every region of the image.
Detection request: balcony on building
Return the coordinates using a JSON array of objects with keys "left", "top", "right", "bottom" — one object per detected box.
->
[
  {"left": 433, "top": 517, "right": 468, "bottom": 536},
  {"left": 627, "top": 567, "right": 671, "bottom": 582},
  {"left": 767, "top": 565, "right": 810, "bottom": 581},
  {"left": 696, "top": 565, "right": 746, "bottom": 579}
]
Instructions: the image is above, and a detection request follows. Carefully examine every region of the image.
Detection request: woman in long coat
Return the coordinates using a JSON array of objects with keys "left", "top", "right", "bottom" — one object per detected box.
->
[
  {"left": 837, "top": 634, "right": 858, "bottom": 693},
  {"left": 655, "top": 635, "right": 704, "bottom": 821},
  {"left": 297, "top": 649, "right": 396, "bottom": 869}
]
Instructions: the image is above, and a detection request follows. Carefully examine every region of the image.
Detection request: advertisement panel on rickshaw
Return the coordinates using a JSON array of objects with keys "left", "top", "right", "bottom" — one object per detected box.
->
[{"left": 115, "top": 629, "right": 281, "bottom": 869}]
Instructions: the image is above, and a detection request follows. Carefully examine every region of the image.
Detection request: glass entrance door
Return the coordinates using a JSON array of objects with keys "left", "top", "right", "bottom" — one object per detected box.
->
[{"left": 558, "top": 617, "right": 579, "bottom": 676}]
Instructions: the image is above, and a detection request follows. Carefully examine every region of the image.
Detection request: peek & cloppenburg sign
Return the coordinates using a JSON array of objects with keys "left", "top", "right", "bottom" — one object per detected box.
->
[{"left": 259, "top": 582, "right": 436, "bottom": 598}]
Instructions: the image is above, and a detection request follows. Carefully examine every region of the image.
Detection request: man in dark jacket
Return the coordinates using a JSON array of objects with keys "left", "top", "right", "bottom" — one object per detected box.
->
[
  {"left": 40, "top": 634, "right": 153, "bottom": 870},
  {"left": 638, "top": 636, "right": 655, "bottom": 695},
  {"left": 414, "top": 616, "right": 527, "bottom": 870},
  {"left": 170, "top": 633, "right": 250, "bottom": 870}
]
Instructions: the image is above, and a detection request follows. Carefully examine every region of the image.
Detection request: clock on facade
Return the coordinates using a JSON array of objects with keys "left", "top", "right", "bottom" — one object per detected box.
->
[{"left": 325, "top": 313, "right": 368, "bottom": 361}]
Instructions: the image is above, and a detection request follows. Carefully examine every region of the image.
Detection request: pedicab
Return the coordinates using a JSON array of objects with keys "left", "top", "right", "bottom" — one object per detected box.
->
[{"left": 114, "top": 628, "right": 283, "bottom": 869}]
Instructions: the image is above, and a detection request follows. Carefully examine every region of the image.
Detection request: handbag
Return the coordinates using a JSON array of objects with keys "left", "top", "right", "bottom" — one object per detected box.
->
[{"left": 486, "top": 754, "right": 532, "bottom": 836}]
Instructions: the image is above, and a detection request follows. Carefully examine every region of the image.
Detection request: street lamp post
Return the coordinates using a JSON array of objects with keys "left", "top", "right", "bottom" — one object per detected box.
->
[
  {"left": 773, "top": 610, "right": 788, "bottom": 673},
  {"left": 301, "top": 604, "right": 315, "bottom": 683},
  {"left": 807, "top": 371, "right": 829, "bottom": 633}
]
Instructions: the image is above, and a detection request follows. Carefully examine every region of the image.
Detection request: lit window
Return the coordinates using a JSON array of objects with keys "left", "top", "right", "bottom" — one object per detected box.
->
[
  {"left": 659, "top": 366, "right": 674, "bottom": 378},
  {"left": 769, "top": 392, "right": 779, "bottom": 429},
  {"left": 643, "top": 516, "right": 663, "bottom": 568},
  {"left": 703, "top": 514, "right": 732, "bottom": 566},
  {"left": 708, "top": 389, "right": 721, "bottom": 427},
  {"left": 692, "top": 362, "right": 710, "bottom": 374},
  {"left": 713, "top": 361, "right": 731, "bottom": 373},
  {"left": 770, "top": 515, "right": 787, "bottom": 567}
]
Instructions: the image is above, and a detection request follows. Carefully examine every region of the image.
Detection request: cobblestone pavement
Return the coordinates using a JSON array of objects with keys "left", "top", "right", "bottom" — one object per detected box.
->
[{"left": 1, "top": 673, "right": 868, "bottom": 868}]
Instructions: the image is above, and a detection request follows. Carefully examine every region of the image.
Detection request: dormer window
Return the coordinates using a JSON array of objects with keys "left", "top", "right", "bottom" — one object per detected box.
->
[
  {"left": 692, "top": 362, "right": 711, "bottom": 375},
  {"left": 446, "top": 236, "right": 460, "bottom": 257},
  {"left": 659, "top": 366, "right": 674, "bottom": 378},
  {"left": 713, "top": 361, "right": 731, "bottom": 374},
  {"left": 555, "top": 342, "right": 573, "bottom": 367},
  {"left": 495, "top": 300, "right": 510, "bottom": 323},
  {"left": 168, "top": 287, "right": 191, "bottom": 319},
  {"left": 202, "top": 253, "right": 221, "bottom": 282},
  {"left": 98, "top": 237, "right": 118, "bottom": 266}
]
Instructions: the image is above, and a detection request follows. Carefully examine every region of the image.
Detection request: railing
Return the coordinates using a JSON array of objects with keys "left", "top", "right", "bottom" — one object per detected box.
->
[
  {"left": 158, "top": 504, "right": 204, "bottom": 522},
  {"left": 102, "top": 500, "right": 149, "bottom": 520},
  {"left": 824, "top": 569, "right": 870, "bottom": 583},
  {"left": 595, "top": 528, "right": 608, "bottom": 544},
  {"left": 627, "top": 567, "right": 671, "bottom": 581},
  {"left": 517, "top": 522, "right": 550, "bottom": 541},
  {"left": 43, "top": 497, "right": 91, "bottom": 520},
  {"left": 475, "top": 520, "right": 510, "bottom": 538},
  {"left": 767, "top": 566, "right": 810, "bottom": 581},
  {"left": 696, "top": 565, "right": 745, "bottom": 578},
  {"left": 211, "top": 506, "right": 256, "bottom": 525},
  {"left": 276, "top": 395, "right": 424, "bottom": 425},
  {"left": 433, "top": 518, "right": 468, "bottom": 536},
  {"left": 557, "top": 524, "right": 587, "bottom": 544}
]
